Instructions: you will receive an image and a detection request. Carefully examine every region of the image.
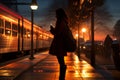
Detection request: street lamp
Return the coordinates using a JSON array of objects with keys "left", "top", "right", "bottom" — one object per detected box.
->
[
  {"left": 90, "top": 8, "right": 95, "bottom": 66},
  {"left": 80, "top": 0, "right": 95, "bottom": 66},
  {"left": 29, "top": 0, "right": 38, "bottom": 60},
  {"left": 30, "top": 0, "right": 38, "bottom": 10},
  {"left": 87, "top": 0, "right": 95, "bottom": 66},
  {"left": 76, "top": 0, "right": 85, "bottom": 59},
  {"left": 81, "top": 28, "right": 86, "bottom": 41}
]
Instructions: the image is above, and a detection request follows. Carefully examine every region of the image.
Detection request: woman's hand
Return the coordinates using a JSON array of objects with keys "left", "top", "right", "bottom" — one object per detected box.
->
[{"left": 50, "top": 25, "right": 55, "bottom": 35}]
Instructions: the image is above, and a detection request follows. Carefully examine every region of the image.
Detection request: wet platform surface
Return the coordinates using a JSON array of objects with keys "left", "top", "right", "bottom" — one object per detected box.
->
[
  {"left": 0, "top": 51, "right": 49, "bottom": 80},
  {"left": 14, "top": 53, "right": 106, "bottom": 80},
  {"left": 0, "top": 51, "right": 119, "bottom": 80}
]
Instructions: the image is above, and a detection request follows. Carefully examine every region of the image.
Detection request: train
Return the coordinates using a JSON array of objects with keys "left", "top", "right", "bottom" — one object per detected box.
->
[{"left": 0, "top": 3, "right": 53, "bottom": 61}]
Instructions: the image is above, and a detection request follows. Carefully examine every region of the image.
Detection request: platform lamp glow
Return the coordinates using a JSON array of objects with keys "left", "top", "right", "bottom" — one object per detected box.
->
[
  {"left": 81, "top": 28, "right": 86, "bottom": 41},
  {"left": 29, "top": 0, "right": 38, "bottom": 60}
]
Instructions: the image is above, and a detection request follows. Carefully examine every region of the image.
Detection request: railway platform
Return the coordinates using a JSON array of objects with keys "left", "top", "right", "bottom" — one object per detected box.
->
[{"left": 0, "top": 51, "right": 115, "bottom": 80}]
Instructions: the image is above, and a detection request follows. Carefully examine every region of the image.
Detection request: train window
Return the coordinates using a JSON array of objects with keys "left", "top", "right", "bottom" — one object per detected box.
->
[
  {"left": 12, "top": 31, "right": 17, "bottom": 36},
  {"left": 12, "top": 24, "right": 18, "bottom": 31},
  {"left": 26, "top": 29, "right": 31, "bottom": 38},
  {"left": 12, "top": 24, "right": 18, "bottom": 37},
  {"left": 0, "top": 19, "right": 4, "bottom": 34},
  {"left": 27, "top": 32, "right": 31, "bottom": 38},
  {"left": 26, "top": 29, "right": 30, "bottom": 32},
  {"left": 0, "top": 19, "right": 4, "bottom": 28},
  {"left": 0, "top": 28, "right": 4, "bottom": 34},
  {"left": 5, "top": 21, "right": 11, "bottom": 29},
  {"left": 5, "top": 29, "right": 11, "bottom": 36},
  {"left": 39, "top": 34, "right": 43, "bottom": 39}
]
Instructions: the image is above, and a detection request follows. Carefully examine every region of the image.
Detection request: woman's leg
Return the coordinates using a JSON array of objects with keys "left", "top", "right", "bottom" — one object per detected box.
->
[
  {"left": 57, "top": 56, "right": 66, "bottom": 80},
  {"left": 57, "top": 56, "right": 65, "bottom": 66}
]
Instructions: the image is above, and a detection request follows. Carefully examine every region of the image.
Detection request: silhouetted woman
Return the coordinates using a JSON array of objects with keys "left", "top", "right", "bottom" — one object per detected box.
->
[{"left": 49, "top": 8, "right": 69, "bottom": 80}]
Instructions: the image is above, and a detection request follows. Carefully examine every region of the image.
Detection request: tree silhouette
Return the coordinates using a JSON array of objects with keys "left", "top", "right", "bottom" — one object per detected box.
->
[
  {"left": 68, "top": 0, "right": 105, "bottom": 28},
  {"left": 68, "top": 0, "right": 113, "bottom": 40}
]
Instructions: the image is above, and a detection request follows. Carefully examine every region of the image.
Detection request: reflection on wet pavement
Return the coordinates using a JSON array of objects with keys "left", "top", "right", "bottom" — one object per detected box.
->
[{"left": 14, "top": 53, "right": 106, "bottom": 80}]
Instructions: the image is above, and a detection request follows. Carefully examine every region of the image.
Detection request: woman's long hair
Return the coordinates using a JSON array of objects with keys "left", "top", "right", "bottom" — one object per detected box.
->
[{"left": 56, "top": 8, "right": 68, "bottom": 24}]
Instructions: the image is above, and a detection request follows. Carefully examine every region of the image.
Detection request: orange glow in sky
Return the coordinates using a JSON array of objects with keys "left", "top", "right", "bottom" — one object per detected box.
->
[{"left": 78, "top": 22, "right": 113, "bottom": 41}]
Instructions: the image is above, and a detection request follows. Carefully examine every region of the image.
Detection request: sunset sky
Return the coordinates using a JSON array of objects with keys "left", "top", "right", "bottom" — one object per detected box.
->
[
  {"left": 17, "top": 0, "right": 120, "bottom": 41},
  {"left": 17, "top": 0, "right": 68, "bottom": 30},
  {"left": 18, "top": 0, "right": 120, "bottom": 28}
]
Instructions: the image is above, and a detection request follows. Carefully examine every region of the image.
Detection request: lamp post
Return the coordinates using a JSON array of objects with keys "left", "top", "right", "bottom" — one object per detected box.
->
[
  {"left": 81, "top": 0, "right": 95, "bottom": 65},
  {"left": 86, "top": 0, "right": 95, "bottom": 66},
  {"left": 90, "top": 8, "right": 95, "bottom": 66},
  {"left": 29, "top": 0, "right": 38, "bottom": 60},
  {"left": 77, "top": 23, "right": 80, "bottom": 58},
  {"left": 77, "top": 0, "right": 85, "bottom": 58}
]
